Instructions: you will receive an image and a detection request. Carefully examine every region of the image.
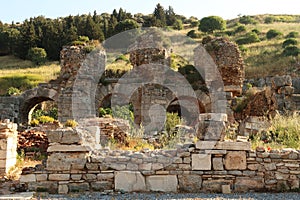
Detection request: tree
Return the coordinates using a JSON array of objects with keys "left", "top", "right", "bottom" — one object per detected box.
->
[
  {"left": 199, "top": 16, "right": 226, "bottom": 33},
  {"left": 165, "top": 6, "right": 176, "bottom": 26},
  {"left": 114, "top": 19, "right": 139, "bottom": 34},
  {"left": 17, "top": 20, "right": 37, "bottom": 59},
  {"left": 85, "top": 14, "right": 104, "bottom": 41},
  {"left": 27, "top": 47, "right": 47, "bottom": 65},
  {"left": 153, "top": 3, "right": 166, "bottom": 27}
]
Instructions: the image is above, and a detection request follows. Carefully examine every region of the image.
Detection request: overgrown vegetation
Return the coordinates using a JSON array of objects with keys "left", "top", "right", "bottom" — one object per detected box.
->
[{"left": 250, "top": 114, "right": 300, "bottom": 150}]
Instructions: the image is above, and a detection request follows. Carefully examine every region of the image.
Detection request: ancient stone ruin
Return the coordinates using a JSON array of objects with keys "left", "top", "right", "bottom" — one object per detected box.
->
[{"left": 0, "top": 31, "right": 300, "bottom": 195}]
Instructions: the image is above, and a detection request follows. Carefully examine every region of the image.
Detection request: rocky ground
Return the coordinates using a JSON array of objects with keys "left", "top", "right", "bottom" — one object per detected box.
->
[{"left": 32, "top": 192, "right": 300, "bottom": 200}]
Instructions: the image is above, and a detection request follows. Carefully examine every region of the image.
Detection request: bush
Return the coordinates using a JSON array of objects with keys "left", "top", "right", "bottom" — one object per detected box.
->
[
  {"left": 239, "top": 15, "right": 257, "bottom": 25},
  {"left": 264, "top": 16, "right": 276, "bottom": 24},
  {"left": 186, "top": 30, "right": 201, "bottom": 38},
  {"left": 30, "top": 119, "right": 39, "bottom": 127},
  {"left": 236, "top": 32, "right": 260, "bottom": 45},
  {"left": 65, "top": 119, "right": 78, "bottom": 128},
  {"left": 251, "top": 29, "right": 260, "bottom": 34},
  {"left": 6, "top": 87, "right": 21, "bottom": 96},
  {"left": 238, "top": 45, "right": 249, "bottom": 53},
  {"left": 234, "top": 25, "right": 246, "bottom": 34},
  {"left": 282, "top": 38, "right": 298, "bottom": 48},
  {"left": 78, "top": 36, "right": 89, "bottom": 42},
  {"left": 283, "top": 46, "right": 300, "bottom": 57},
  {"left": 266, "top": 29, "right": 282, "bottom": 39},
  {"left": 37, "top": 115, "right": 55, "bottom": 124},
  {"left": 172, "top": 19, "right": 183, "bottom": 30},
  {"left": 286, "top": 31, "right": 299, "bottom": 38},
  {"left": 99, "top": 107, "right": 112, "bottom": 117},
  {"left": 27, "top": 47, "right": 47, "bottom": 65},
  {"left": 199, "top": 16, "right": 226, "bottom": 33}
]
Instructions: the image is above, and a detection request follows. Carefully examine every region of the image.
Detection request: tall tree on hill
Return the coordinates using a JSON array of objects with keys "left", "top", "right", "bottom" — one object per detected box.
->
[
  {"left": 165, "top": 6, "right": 176, "bottom": 26},
  {"left": 17, "top": 19, "right": 37, "bottom": 59},
  {"left": 107, "top": 15, "right": 118, "bottom": 37},
  {"left": 84, "top": 14, "right": 104, "bottom": 41},
  {"left": 153, "top": 3, "right": 166, "bottom": 27}
]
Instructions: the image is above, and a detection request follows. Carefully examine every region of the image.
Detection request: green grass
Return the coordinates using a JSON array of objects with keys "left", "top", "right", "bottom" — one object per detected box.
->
[
  {"left": 0, "top": 55, "right": 60, "bottom": 95},
  {"left": 250, "top": 114, "right": 300, "bottom": 150}
]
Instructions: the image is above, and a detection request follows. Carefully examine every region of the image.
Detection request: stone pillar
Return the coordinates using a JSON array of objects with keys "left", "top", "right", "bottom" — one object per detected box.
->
[{"left": 0, "top": 119, "right": 18, "bottom": 176}]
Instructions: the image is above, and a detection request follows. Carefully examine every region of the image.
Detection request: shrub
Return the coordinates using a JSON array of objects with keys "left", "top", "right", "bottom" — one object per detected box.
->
[
  {"left": 30, "top": 119, "right": 39, "bottom": 127},
  {"left": 99, "top": 107, "right": 112, "bottom": 117},
  {"left": 78, "top": 36, "right": 89, "bottom": 42},
  {"left": 172, "top": 19, "right": 183, "bottom": 30},
  {"left": 251, "top": 29, "right": 260, "bottom": 34},
  {"left": 234, "top": 25, "right": 246, "bottom": 34},
  {"left": 266, "top": 29, "right": 282, "bottom": 39},
  {"left": 239, "top": 15, "right": 257, "bottom": 25},
  {"left": 27, "top": 47, "right": 47, "bottom": 65},
  {"left": 264, "top": 16, "right": 276, "bottom": 24},
  {"left": 187, "top": 30, "right": 201, "bottom": 38},
  {"left": 6, "top": 87, "right": 21, "bottom": 96},
  {"left": 65, "top": 119, "right": 78, "bottom": 128},
  {"left": 236, "top": 32, "right": 260, "bottom": 45},
  {"left": 283, "top": 46, "right": 300, "bottom": 57},
  {"left": 282, "top": 38, "right": 298, "bottom": 48},
  {"left": 199, "top": 16, "right": 226, "bottom": 33},
  {"left": 286, "top": 31, "right": 299, "bottom": 38},
  {"left": 37, "top": 115, "right": 55, "bottom": 124},
  {"left": 238, "top": 45, "right": 249, "bottom": 53}
]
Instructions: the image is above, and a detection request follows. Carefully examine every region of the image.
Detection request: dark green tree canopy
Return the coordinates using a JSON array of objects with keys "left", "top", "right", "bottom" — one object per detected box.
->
[{"left": 198, "top": 16, "right": 226, "bottom": 33}]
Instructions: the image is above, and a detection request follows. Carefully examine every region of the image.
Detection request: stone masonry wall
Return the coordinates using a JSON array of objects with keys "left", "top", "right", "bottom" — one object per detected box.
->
[
  {"left": 0, "top": 120, "right": 18, "bottom": 177},
  {"left": 19, "top": 129, "right": 300, "bottom": 194},
  {"left": 0, "top": 97, "right": 20, "bottom": 123}
]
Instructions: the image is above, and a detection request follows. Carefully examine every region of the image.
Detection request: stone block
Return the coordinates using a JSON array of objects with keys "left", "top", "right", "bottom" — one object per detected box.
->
[
  {"left": 212, "top": 157, "right": 224, "bottom": 170},
  {"left": 91, "top": 181, "right": 113, "bottom": 191},
  {"left": 28, "top": 181, "right": 58, "bottom": 194},
  {"left": 196, "top": 141, "right": 251, "bottom": 150},
  {"left": 224, "top": 151, "right": 246, "bottom": 170},
  {"left": 58, "top": 184, "right": 68, "bottom": 194},
  {"left": 71, "top": 174, "right": 82, "bottom": 180},
  {"left": 202, "top": 179, "right": 233, "bottom": 193},
  {"left": 234, "top": 177, "right": 264, "bottom": 192},
  {"left": 20, "top": 174, "right": 36, "bottom": 183},
  {"left": 222, "top": 185, "right": 231, "bottom": 194},
  {"left": 139, "top": 163, "right": 152, "bottom": 171},
  {"left": 178, "top": 175, "right": 202, "bottom": 192},
  {"left": 192, "top": 154, "right": 211, "bottom": 170},
  {"left": 47, "top": 145, "right": 90, "bottom": 152},
  {"left": 199, "top": 113, "right": 228, "bottom": 122},
  {"left": 97, "top": 173, "right": 114, "bottom": 180},
  {"left": 68, "top": 183, "right": 90, "bottom": 192},
  {"left": 49, "top": 174, "right": 70, "bottom": 181},
  {"left": 115, "top": 171, "right": 146, "bottom": 192},
  {"left": 36, "top": 174, "right": 48, "bottom": 181},
  {"left": 146, "top": 175, "right": 177, "bottom": 192},
  {"left": 47, "top": 152, "right": 87, "bottom": 171},
  {"left": 46, "top": 130, "right": 62, "bottom": 143},
  {"left": 264, "top": 163, "right": 277, "bottom": 171},
  {"left": 61, "top": 129, "right": 81, "bottom": 144}
]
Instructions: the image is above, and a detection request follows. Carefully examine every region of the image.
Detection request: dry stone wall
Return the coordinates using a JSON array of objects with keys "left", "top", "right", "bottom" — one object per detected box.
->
[{"left": 19, "top": 129, "right": 300, "bottom": 194}]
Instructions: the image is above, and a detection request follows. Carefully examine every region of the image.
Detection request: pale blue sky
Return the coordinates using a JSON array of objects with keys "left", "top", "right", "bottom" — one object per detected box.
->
[{"left": 0, "top": 0, "right": 299, "bottom": 23}]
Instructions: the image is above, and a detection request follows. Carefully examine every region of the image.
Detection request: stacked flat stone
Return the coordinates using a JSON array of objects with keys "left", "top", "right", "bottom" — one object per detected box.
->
[{"left": 0, "top": 120, "right": 18, "bottom": 176}]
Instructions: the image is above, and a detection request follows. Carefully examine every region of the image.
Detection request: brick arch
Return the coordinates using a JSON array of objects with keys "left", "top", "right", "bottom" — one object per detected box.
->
[{"left": 19, "top": 87, "right": 58, "bottom": 124}]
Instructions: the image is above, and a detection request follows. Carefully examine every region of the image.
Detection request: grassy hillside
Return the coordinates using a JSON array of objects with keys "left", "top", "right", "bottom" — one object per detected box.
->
[
  {"left": 0, "top": 14, "right": 300, "bottom": 95},
  {"left": 0, "top": 56, "right": 60, "bottom": 95}
]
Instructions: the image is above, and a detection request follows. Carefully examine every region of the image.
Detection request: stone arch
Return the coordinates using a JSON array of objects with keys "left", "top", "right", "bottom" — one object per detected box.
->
[{"left": 19, "top": 87, "right": 58, "bottom": 124}]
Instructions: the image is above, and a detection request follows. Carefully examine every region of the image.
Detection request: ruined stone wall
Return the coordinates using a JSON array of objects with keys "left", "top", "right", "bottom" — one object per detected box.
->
[
  {"left": 19, "top": 129, "right": 300, "bottom": 194},
  {"left": 204, "top": 37, "right": 245, "bottom": 96},
  {"left": 0, "top": 120, "right": 18, "bottom": 177},
  {"left": 0, "top": 97, "right": 21, "bottom": 123}
]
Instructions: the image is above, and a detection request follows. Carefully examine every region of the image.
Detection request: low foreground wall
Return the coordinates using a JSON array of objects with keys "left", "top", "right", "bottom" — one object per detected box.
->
[{"left": 19, "top": 128, "right": 300, "bottom": 194}]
